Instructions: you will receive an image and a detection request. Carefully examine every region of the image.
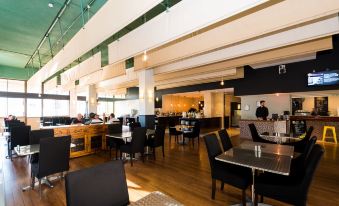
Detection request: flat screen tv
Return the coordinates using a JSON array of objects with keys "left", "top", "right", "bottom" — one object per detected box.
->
[{"left": 307, "top": 70, "right": 339, "bottom": 86}]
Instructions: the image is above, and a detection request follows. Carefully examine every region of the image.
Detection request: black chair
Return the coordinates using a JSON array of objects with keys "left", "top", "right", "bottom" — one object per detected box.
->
[
  {"left": 183, "top": 121, "right": 200, "bottom": 147},
  {"left": 203, "top": 134, "right": 252, "bottom": 204},
  {"left": 29, "top": 129, "right": 55, "bottom": 163},
  {"left": 285, "top": 126, "right": 314, "bottom": 153},
  {"left": 129, "top": 122, "right": 141, "bottom": 131},
  {"left": 120, "top": 127, "right": 147, "bottom": 166},
  {"left": 254, "top": 144, "right": 324, "bottom": 206},
  {"left": 65, "top": 160, "right": 129, "bottom": 206},
  {"left": 31, "top": 136, "right": 71, "bottom": 197},
  {"left": 290, "top": 136, "right": 317, "bottom": 177},
  {"left": 146, "top": 125, "right": 165, "bottom": 160},
  {"left": 248, "top": 123, "right": 274, "bottom": 144},
  {"left": 8, "top": 125, "right": 31, "bottom": 160},
  {"left": 168, "top": 120, "right": 182, "bottom": 143},
  {"left": 217, "top": 129, "right": 233, "bottom": 151},
  {"left": 106, "top": 124, "right": 123, "bottom": 159}
]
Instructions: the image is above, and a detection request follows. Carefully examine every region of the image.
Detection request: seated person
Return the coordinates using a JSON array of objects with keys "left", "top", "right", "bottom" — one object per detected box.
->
[
  {"left": 108, "top": 113, "right": 120, "bottom": 124},
  {"left": 72, "top": 113, "right": 84, "bottom": 124},
  {"left": 90, "top": 113, "right": 103, "bottom": 124}
]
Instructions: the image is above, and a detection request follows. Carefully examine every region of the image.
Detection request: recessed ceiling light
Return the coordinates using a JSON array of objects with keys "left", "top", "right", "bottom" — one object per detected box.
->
[
  {"left": 48, "top": 3, "right": 54, "bottom": 8},
  {"left": 87, "top": 5, "right": 91, "bottom": 9}
]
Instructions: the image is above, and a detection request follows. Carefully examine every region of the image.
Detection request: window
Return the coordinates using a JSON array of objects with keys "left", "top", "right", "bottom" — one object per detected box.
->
[
  {"left": 97, "top": 101, "right": 113, "bottom": 116},
  {"left": 114, "top": 100, "right": 139, "bottom": 117},
  {"left": 27, "top": 99, "right": 42, "bottom": 117},
  {"left": 0, "top": 97, "right": 7, "bottom": 117},
  {"left": 0, "top": 79, "right": 7, "bottom": 92},
  {"left": 77, "top": 101, "right": 87, "bottom": 115},
  {"left": 7, "top": 80, "right": 25, "bottom": 92},
  {"left": 43, "top": 99, "right": 69, "bottom": 116},
  {"left": 7, "top": 98, "right": 25, "bottom": 117}
]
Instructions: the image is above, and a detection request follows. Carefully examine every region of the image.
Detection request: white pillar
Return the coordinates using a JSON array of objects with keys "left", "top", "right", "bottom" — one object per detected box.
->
[
  {"left": 86, "top": 85, "right": 97, "bottom": 114},
  {"left": 138, "top": 69, "right": 155, "bottom": 128},
  {"left": 69, "top": 88, "right": 77, "bottom": 117}
]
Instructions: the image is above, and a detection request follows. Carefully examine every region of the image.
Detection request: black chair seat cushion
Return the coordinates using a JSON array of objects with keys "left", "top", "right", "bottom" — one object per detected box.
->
[{"left": 213, "top": 161, "right": 252, "bottom": 189}]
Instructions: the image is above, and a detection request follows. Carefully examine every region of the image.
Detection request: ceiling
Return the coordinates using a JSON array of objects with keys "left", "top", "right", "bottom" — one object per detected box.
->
[{"left": 0, "top": 0, "right": 107, "bottom": 70}]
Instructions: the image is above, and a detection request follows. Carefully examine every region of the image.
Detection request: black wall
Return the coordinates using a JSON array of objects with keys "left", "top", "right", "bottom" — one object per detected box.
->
[{"left": 155, "top": 34, "right": 339, "bottom": 99}]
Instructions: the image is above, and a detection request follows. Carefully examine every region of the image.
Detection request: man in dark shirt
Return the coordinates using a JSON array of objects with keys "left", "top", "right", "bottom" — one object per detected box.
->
[{"left": 256, "top": 100, "right": 269, "bottom": 120}]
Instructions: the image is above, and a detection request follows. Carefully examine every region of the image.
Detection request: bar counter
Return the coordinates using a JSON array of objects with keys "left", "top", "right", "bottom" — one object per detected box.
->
[
  {"left": 41, "top": 124, "right": 108, "bottom": 158},
  {"left": 239, "top": 119, "right": 290, "bottom": 139},
  {"left": 289, "top": 116, "right": 339, "bottom": 140}
]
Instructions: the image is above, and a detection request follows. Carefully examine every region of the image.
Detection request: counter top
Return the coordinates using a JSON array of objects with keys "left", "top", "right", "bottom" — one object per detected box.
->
[
  {"left": 289, "top": 116, "right": 339, "bottom": 122},
  {"left": 240, "top": 119, "right": 287, "bottom": 122}
]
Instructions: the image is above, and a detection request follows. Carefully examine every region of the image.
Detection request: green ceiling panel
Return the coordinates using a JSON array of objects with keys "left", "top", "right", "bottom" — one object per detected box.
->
[{"left": 0, "top": 65, "right": 38, "bottom": 80}]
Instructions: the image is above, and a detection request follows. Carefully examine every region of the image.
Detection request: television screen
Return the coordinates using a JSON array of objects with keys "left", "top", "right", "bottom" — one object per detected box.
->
[{"left": 307, "top": 70, "right": 339, "bottom": 86}]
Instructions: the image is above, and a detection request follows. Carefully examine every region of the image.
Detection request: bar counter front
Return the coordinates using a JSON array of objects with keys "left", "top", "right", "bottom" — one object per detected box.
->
[{"left": 41, "top": 124, "right": 108, "bottom": 158}]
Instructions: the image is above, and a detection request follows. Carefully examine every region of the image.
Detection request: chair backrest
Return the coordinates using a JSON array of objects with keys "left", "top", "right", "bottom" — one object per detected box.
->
[
  {"left": 38, "top": 136, "right": 71, "bottom": 178},
  {"left": 153, "top": 126, "right": 165, "bottom": 147},
  {"left": 203, "top": 134, "right": 222, "bottom": 172},
  {"left": 249, "top": 123, "right": 261, "bottom": 142},
  {"left": 287, "top": 126, "right": 314, "bottom": 152},
  {"left": 107, "top": 124, "right": 122, "bottom": 134},
  {"left": 8, "top": 121, "right": 25, "bottom": 131},
  {"left": 10, "top": 125, "right": 31, "bottom": 150},
  {"left": 299, "top": 144, "right": 324, "bottom": 201},
  {"left": 192, "top": 121, "right": 200, "bottom": 137},
  {"left": 65, "top": 160, "right": 129, "bottom": 206},
  {"left": 130, "top": 122, "right": 141, "bottom": 131},
  {"left": 218, "top": 129, "right": 233, "bottom": 151},
  {"left": 303, "top": 136, "right": 317, "bottom": 161},
  {"left": 29, "top": 129, "right": 54, "bottom": 144},
  {"left": 131, "top": 127, "right": 147, "bottom": 152}
]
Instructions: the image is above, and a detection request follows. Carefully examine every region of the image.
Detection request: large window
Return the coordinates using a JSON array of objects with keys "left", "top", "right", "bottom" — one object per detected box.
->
[
  {"left": 97, "top": 101, "right": 114, "bottom": 116},
  {"left": 77, "top": 100, "right": 87, "bottom": 115},
  {"left": 27, "top": 99, "right": 42, "bottom": 117},
  {"left": 114, "top": 100, "right": 139, "bottom": 117},
  {"left": 43, "top": 99, "right": 69, "bottom": 116},
  {"left": 0, "top": 97, "right": 25, "bottom": 117}
]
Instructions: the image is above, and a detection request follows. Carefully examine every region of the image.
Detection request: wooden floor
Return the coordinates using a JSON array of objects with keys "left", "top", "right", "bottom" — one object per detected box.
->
[{"left": 1, "top": 128, "right": 339, "bottom": 206}]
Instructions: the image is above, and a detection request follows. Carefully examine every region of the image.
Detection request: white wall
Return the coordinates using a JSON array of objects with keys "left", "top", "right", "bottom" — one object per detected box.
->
[{"left": 240, "top": 93, "right": 291, "bottom": 119}]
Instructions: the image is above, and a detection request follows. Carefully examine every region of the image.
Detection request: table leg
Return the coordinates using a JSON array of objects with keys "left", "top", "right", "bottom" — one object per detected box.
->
[
  {"left": 252, "top": 168, "right": 255, "bottom": 204},
  {"left": 22, "top": 176, "right": 58, "bottom": 191}
]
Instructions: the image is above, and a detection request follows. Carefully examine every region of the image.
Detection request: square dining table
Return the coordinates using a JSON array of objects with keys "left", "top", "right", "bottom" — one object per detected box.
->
[{"left": 215, "top": 140, "right": 294, "bottom": 205}]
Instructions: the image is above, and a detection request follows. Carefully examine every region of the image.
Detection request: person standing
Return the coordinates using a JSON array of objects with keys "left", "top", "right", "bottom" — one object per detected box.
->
[{"left": 256, "top": 100, "right": 269, "bottom": 120}]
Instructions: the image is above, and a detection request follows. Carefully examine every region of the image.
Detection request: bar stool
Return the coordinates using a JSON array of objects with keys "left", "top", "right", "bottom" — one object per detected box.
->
[{"left": 322, "top": 126, "right": 337, "bottom": 144}]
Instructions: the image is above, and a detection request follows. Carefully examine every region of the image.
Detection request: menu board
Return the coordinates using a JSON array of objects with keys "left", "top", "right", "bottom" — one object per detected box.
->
[
  {"left": 291, "top": 120, "right": 307, "bottom": 135},
  {"left": 308, "top": 70, "right": 339, "bottom": 86}
]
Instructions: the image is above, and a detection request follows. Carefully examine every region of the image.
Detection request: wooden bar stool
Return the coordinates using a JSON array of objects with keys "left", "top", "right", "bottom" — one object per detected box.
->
[{"left": 322, "top": 126, "right": 337, "bottom": 144}]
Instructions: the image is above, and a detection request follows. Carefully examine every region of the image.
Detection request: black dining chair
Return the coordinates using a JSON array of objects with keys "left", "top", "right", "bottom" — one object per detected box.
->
[
  {"left": 217, "top": 129, "right": 233, "bottom": 151},
  {"left": 146, "top": 125, "right": 165, "bottom": 160},
  {"left": 8, "top": 125, "right": 31, "bottom": 160},
  {"left": 29, "top": 129, "right": 55, "bottom": 163},
  {"left": 119, "top": 127, "right": 147, "bottom": 166},
  {"left": 168, "top": 120, "right": 182, "bottom": 143},
  {"left": 254, "top": 144, "right": 324, "bottom": 206},
  {"left": 106, "top": 124, "right": 123, "bottom": 159},
  {"left": 65, "top": 160, "right": 129, "bottom": 206},
  {"left": 183, "top": 121, "right": 200, "bottom": 147},
  {"left": 203, "top": 134, "right": 252, "bottom": 204},
  {"left": 31, "top": 136, "right": 71, "bottom": 197},
  {"left": 285, "top": 126, "right": 314, "bottom": 153},
  {"left": 129, "top": 122, "right": 141, "bottom": 131},
  {"left": 248, "top": 123, "right": 274, "bottom": 144}
]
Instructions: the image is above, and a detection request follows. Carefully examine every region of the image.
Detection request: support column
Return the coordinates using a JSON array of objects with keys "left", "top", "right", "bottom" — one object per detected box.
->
[
  {"left": 203, "top": 92, "right": 212, "bottom": 117},
  {"left": 138, "top": 69, "right": 155, "bottom": 129},
  {"left": 69, "top": 88, "right": 77, "bottom": 117},
  {"left": 86, "top": 85, "right": 97, "bottom": 115}
]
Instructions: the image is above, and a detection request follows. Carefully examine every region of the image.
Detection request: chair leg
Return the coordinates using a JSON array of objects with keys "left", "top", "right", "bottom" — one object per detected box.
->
[
  {"left": 31, "top": 175, "right": 35, "bottom": 189},
  {"left": 109, "top": 147, "right": 112, "bottom": 159},
  {"left": 192, "top": 138, "right": 195, "bottom": 148},
  {"left": 211, "top": 178, "right": 216, "bottom": 199},
  {"left": 254, "top": 193, "right": 258, "bottom": 206},
  {"left": 169, "top": 134, "right": 171, "bottom": 143},
  {"left": 39, "top": 179, "right": 42, "bottom": 199},
  {"left": 242, "top": 189, "right": 247, "bottom": 206},
  {"left": 220, "top": 182, "right": 224, "bottom": 190},
  {"left": 162, "top": 145, "right": 165, "bottom": 157},
  {"left": 141, "top": 153, "right": 145, "bottom": 163},
  {"left": 260, "top": 195, "right": 264, "bottom": 203},
  {"left": 130, "top": 153, "right": 133, "bottom": 166}
]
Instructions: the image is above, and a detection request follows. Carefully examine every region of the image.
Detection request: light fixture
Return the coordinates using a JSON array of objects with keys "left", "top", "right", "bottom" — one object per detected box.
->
[
  {"left": 48, "top": 3, "right": 54, "bottom": 8},
  {"left": 87, "top": 4, "right": 91, "bottom": 9},
  {"left": 155, "top": 97, "right": 159, "bottom": 102},
  {"left": 38, "top": 93, "right": 41, "bottom": 98},
  {"left": 220, "top": 77, "right": 224, "bottom": 86},
  {"left": 276, "top": 93, "right": 280, "bottom": 97},
  {"left": 142, "top": 50, "right": 148, "bottom": 62}
]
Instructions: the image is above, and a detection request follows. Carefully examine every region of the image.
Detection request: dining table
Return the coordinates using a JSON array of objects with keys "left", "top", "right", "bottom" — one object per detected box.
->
[
  {"left": 174, "top": 125, "right": 194, "bottom": 145},
  {"left": 260, "top": 132, "right": 302, "bottom": 144},
  {"left": 215, "top": 140, "right": 294, "bottom": 206}
]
